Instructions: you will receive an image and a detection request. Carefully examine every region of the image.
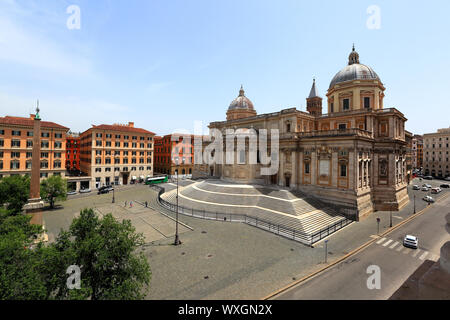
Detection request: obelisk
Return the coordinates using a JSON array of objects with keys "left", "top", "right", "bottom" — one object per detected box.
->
[{"left": 24, "top": 104, "right": 45, "bottom": 220}]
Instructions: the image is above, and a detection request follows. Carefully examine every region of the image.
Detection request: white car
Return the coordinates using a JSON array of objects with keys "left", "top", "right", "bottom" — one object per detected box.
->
[
  {"left": 421, "top": 186, "right": 429, "bottom": 191},
  {"left": 422, "top": 183, "right": 432, "bottom": 188},
  {"left": 445, "top": 176, "right": 450, "bottom": 181},
  {"left": 431, "top": 187, "right": 441, "bottom": 194},
  {"left": 423, "top": 195, "right": 435, "bottom": 203},
  {"left": 403, "top": 235, "right": 418, "bottom": 249},
  {"left": 412, "top": 185, "right": 420, "bottom": 190}
]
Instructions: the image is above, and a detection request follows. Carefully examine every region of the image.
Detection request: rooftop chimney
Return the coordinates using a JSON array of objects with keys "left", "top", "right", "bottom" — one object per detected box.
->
[{"left": 128, "top": 122, "right": 134, "bottom": 128}]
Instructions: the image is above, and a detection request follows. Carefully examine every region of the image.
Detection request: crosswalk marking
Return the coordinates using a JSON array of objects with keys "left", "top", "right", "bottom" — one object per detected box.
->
[
  {"left": 396, "top": 245, "right": 404, "bottom": 252},
  {"left": 419, "top": 252, "right": 429, "bottom": 260},
  {"left": 403, "top": 248, "right": 413, "bottom": 254},
  {"left": 376, "top": 237, "right": 386, "bottom": 245},
  {"left": 412, "top": 249, "right": 421, "bottom": 257},
  {"left": 389, "top": 241, "right": 399, "bottom": 249},
  {"left": 429, "top": 253, "right": 439, "bottom": 262},
  {"left": 383, "top": 239, "right": 393, "bottom": 247}
]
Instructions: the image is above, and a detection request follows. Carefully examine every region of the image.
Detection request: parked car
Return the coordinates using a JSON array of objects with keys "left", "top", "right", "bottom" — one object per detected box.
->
[
  {"left": 423, "top": 176, "right": 433, "bottom": 180},
  {"left": 421, "top": 186, "right": 429, "bottom": 191},
  {"left": 440, "top": 183, "right": 450, "bottom": 188},
  {"left": 422, "top": 183, "right": 432, "bottom": 188},
  {"left": 412, "top": 185, "right": 420, "bottom": 190},
  {"left": 97, "top": 186, "right": 112, "bottom": 194},
  {"left": 403, "top": 235, "right": 419, "bottom": 249},
  {"left": 431, "top": 187, "right": 442, "bottom": 194},
  {"left": 67, "top": 190, "right": 77, "bottom": 196},
  {"left": 446, "top": 176, "right": 450, "bottom": 181},
  {"left": 423, "top": 195, "right": 435, "bottom": 203},
  {"left": 79, "top": 188, "right": 91, "bottom": 193}
]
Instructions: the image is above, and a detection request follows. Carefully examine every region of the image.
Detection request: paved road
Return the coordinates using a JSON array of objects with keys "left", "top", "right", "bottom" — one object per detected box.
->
[{"left": 274, "top": 193, "right": 450, "bottom": 300}]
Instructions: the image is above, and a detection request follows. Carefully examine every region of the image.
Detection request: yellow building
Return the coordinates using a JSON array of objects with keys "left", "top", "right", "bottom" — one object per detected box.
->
[{"left": 79, "top": 122, "right": 155, "bottom": 188}]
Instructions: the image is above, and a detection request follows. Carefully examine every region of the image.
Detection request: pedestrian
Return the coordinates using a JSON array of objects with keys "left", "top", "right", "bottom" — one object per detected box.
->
[
  {"left": 130, "top": 201, "right": 133, "bottom": 208},
  {"left": 145, "top": 201, "right": 148, "bottom": 208},
  {"left": 125, "top": 201, "right": 127, "bottom": 207}
]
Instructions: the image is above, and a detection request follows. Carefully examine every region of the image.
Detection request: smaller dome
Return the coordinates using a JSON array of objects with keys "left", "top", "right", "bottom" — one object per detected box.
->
[{"left": 228, "top": 85, "right": 254, "bottom": 111}]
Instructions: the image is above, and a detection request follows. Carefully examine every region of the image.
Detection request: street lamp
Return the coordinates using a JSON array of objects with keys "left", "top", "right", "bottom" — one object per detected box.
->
[
  {"left": 174, "top": 169, "right": 181, "bottom": 246},
  {"left": 112, "top": 162, "right": 115, "bottom": 203}
]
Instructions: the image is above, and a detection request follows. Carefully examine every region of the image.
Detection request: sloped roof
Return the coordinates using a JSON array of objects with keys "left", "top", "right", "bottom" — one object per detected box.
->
[
  {"left": 0, "top": 116, "right": 69, "bottom": 130},
  {"left": 90, "top": 124, "right": 155, "bottom": 135}
]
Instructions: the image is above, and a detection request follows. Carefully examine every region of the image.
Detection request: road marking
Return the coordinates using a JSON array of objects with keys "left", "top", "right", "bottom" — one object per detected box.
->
[
  {"left": 396, "top": 245, "right": 404, "bottom": 252},
  {"left": 389, "top": 241, "right": 399, "bottom": 249},
  {"left": 376, "top": 237, "right": 386, "bottom": 245},
  {"left": 393, "top": 215, "right": 404, "bottom": 220},
  {"left": 403, "top": 248, "right": 412, "bottom": 254},
  {"left": 412, "top": 249, "right": 421, "bottom": 257},
  {"left": 370, "top": 235, "right": 379, "bottom": 239},
  {"left": 419, "top": 251, "right": 429, "bottom": 260},
  {"left": 427, "top": 253, "right": 438, "bottom": 262},
  {"left": 383, "top": 239, "right": 393, "bottom": 247}
]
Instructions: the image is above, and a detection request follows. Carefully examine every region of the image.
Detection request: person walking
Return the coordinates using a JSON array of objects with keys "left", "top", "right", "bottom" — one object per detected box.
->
[
  {"left": 145, "top": 201, "right": 148, "bottom": 208},
  {"left": 130, "top": 201, "right": 133, "bottom": 208},
  {"left": 125, "top": 201, "right": 127, "bottom": 207}
]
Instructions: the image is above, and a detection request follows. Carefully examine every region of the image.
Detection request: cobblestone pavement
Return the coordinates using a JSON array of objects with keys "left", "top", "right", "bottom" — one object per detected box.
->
[{"left": 41, "top": 178, "right": 450, "bottom": 300}]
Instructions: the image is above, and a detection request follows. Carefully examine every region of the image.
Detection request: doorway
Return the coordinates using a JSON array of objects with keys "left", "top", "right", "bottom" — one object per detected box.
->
[{"left": 285, "top": 176, "right": 290, "bottom": 188}]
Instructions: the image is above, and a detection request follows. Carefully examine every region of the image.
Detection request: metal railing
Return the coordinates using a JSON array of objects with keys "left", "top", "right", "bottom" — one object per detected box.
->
[{"left": 149, "top": 184, "right": 354, "bottom": 246}]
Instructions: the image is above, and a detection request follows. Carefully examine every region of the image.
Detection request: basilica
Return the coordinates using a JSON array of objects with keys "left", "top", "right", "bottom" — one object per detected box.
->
[{"left": 194, "top": 47, "right": 409, "bottom": 219}]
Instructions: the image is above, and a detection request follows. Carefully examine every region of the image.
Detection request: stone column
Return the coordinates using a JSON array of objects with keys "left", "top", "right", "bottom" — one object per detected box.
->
[
  {"left": 24, "top": 111, "right": 45, "bottom": 214},
  {"left": 279, "top": 151, "right": 285, "bottom": 186},
  {"left": 291, "top": 151, "right": 297, "bottom": 188}
]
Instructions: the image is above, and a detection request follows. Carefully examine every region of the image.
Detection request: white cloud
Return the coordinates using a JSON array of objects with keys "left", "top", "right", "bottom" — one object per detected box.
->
[
  {"left": 0, "top": 1, "right": 93, "bottom": 76},
  {"left": 0, "top": 91, "right": 131, "bottom": 133},
  {"left": 146, "top": 81, "right": 174, "bottom": 95}
]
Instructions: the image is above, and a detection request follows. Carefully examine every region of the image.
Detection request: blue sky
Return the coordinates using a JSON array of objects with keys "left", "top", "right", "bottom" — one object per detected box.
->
[{"left": 0, "top": 0, "right": 449, "bottom": 135}]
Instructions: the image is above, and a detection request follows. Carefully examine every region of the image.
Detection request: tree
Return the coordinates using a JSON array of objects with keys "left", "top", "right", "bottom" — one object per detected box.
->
[
  {"left": 0, "top": 175, "right": 30, "bottom": 214},
  {"left": 40, "top": 175, "right": 67, "bottom": 209},
  {"left": 0, "top": 207, "right": 151, "bottom": 300},
  {"left": 48, "top": 208, "right": 151, "bottom": 300},
  {"left": 0, "top": 209, "right": 48, "bottom": 299}
]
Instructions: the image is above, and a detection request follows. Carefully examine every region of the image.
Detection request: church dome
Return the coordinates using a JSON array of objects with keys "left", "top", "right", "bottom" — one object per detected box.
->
[
  {"left": 228, "top": 85, "right": 255, "bottom": 111},
  {"left": 329, "top": 46, "right": 381, "bottom": 89}
]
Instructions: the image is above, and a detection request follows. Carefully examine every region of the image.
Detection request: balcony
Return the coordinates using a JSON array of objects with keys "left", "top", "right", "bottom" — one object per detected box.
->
[{"left": 282, "top": 128, "right": 374, "bottom": 140}]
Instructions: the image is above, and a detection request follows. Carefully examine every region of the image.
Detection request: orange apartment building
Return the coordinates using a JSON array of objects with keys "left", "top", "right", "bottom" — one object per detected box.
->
[
  {"left": 79, "top": 122, "right": 155, "bottom": 188},
  {"left": 154, "top": 134, "right": 198, "bottom": 177},
  {"left": 0, "top": 114, "right": 68, "bottom": 179}
]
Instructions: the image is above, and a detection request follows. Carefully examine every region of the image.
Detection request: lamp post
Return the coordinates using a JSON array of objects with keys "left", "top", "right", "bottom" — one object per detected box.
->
[
  {"left": 390, "top": 204, "right": 393, "bottom": 228},
  {"left": 174, "top": 169, "right": 181, "bottom": 245},
  {"left": 112, "top": 162, "right": 115, "bottom": 203}
]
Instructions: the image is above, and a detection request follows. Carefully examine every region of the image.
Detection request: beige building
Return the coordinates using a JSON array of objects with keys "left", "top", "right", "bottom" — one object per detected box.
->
[
  {"left": 423, "top": 128, "right": 450, "bottom": 178},
  {"left": 80, "top": 122, "right": 155, "bottom": 188},
  {"left": 195, "top": 47, "right": 410, "bottom": 219}
]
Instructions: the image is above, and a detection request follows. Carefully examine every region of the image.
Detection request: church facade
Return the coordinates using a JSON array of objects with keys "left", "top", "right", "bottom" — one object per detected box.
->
[{"left": 194, "top": 47, "right": 409, "bottom": 219}]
